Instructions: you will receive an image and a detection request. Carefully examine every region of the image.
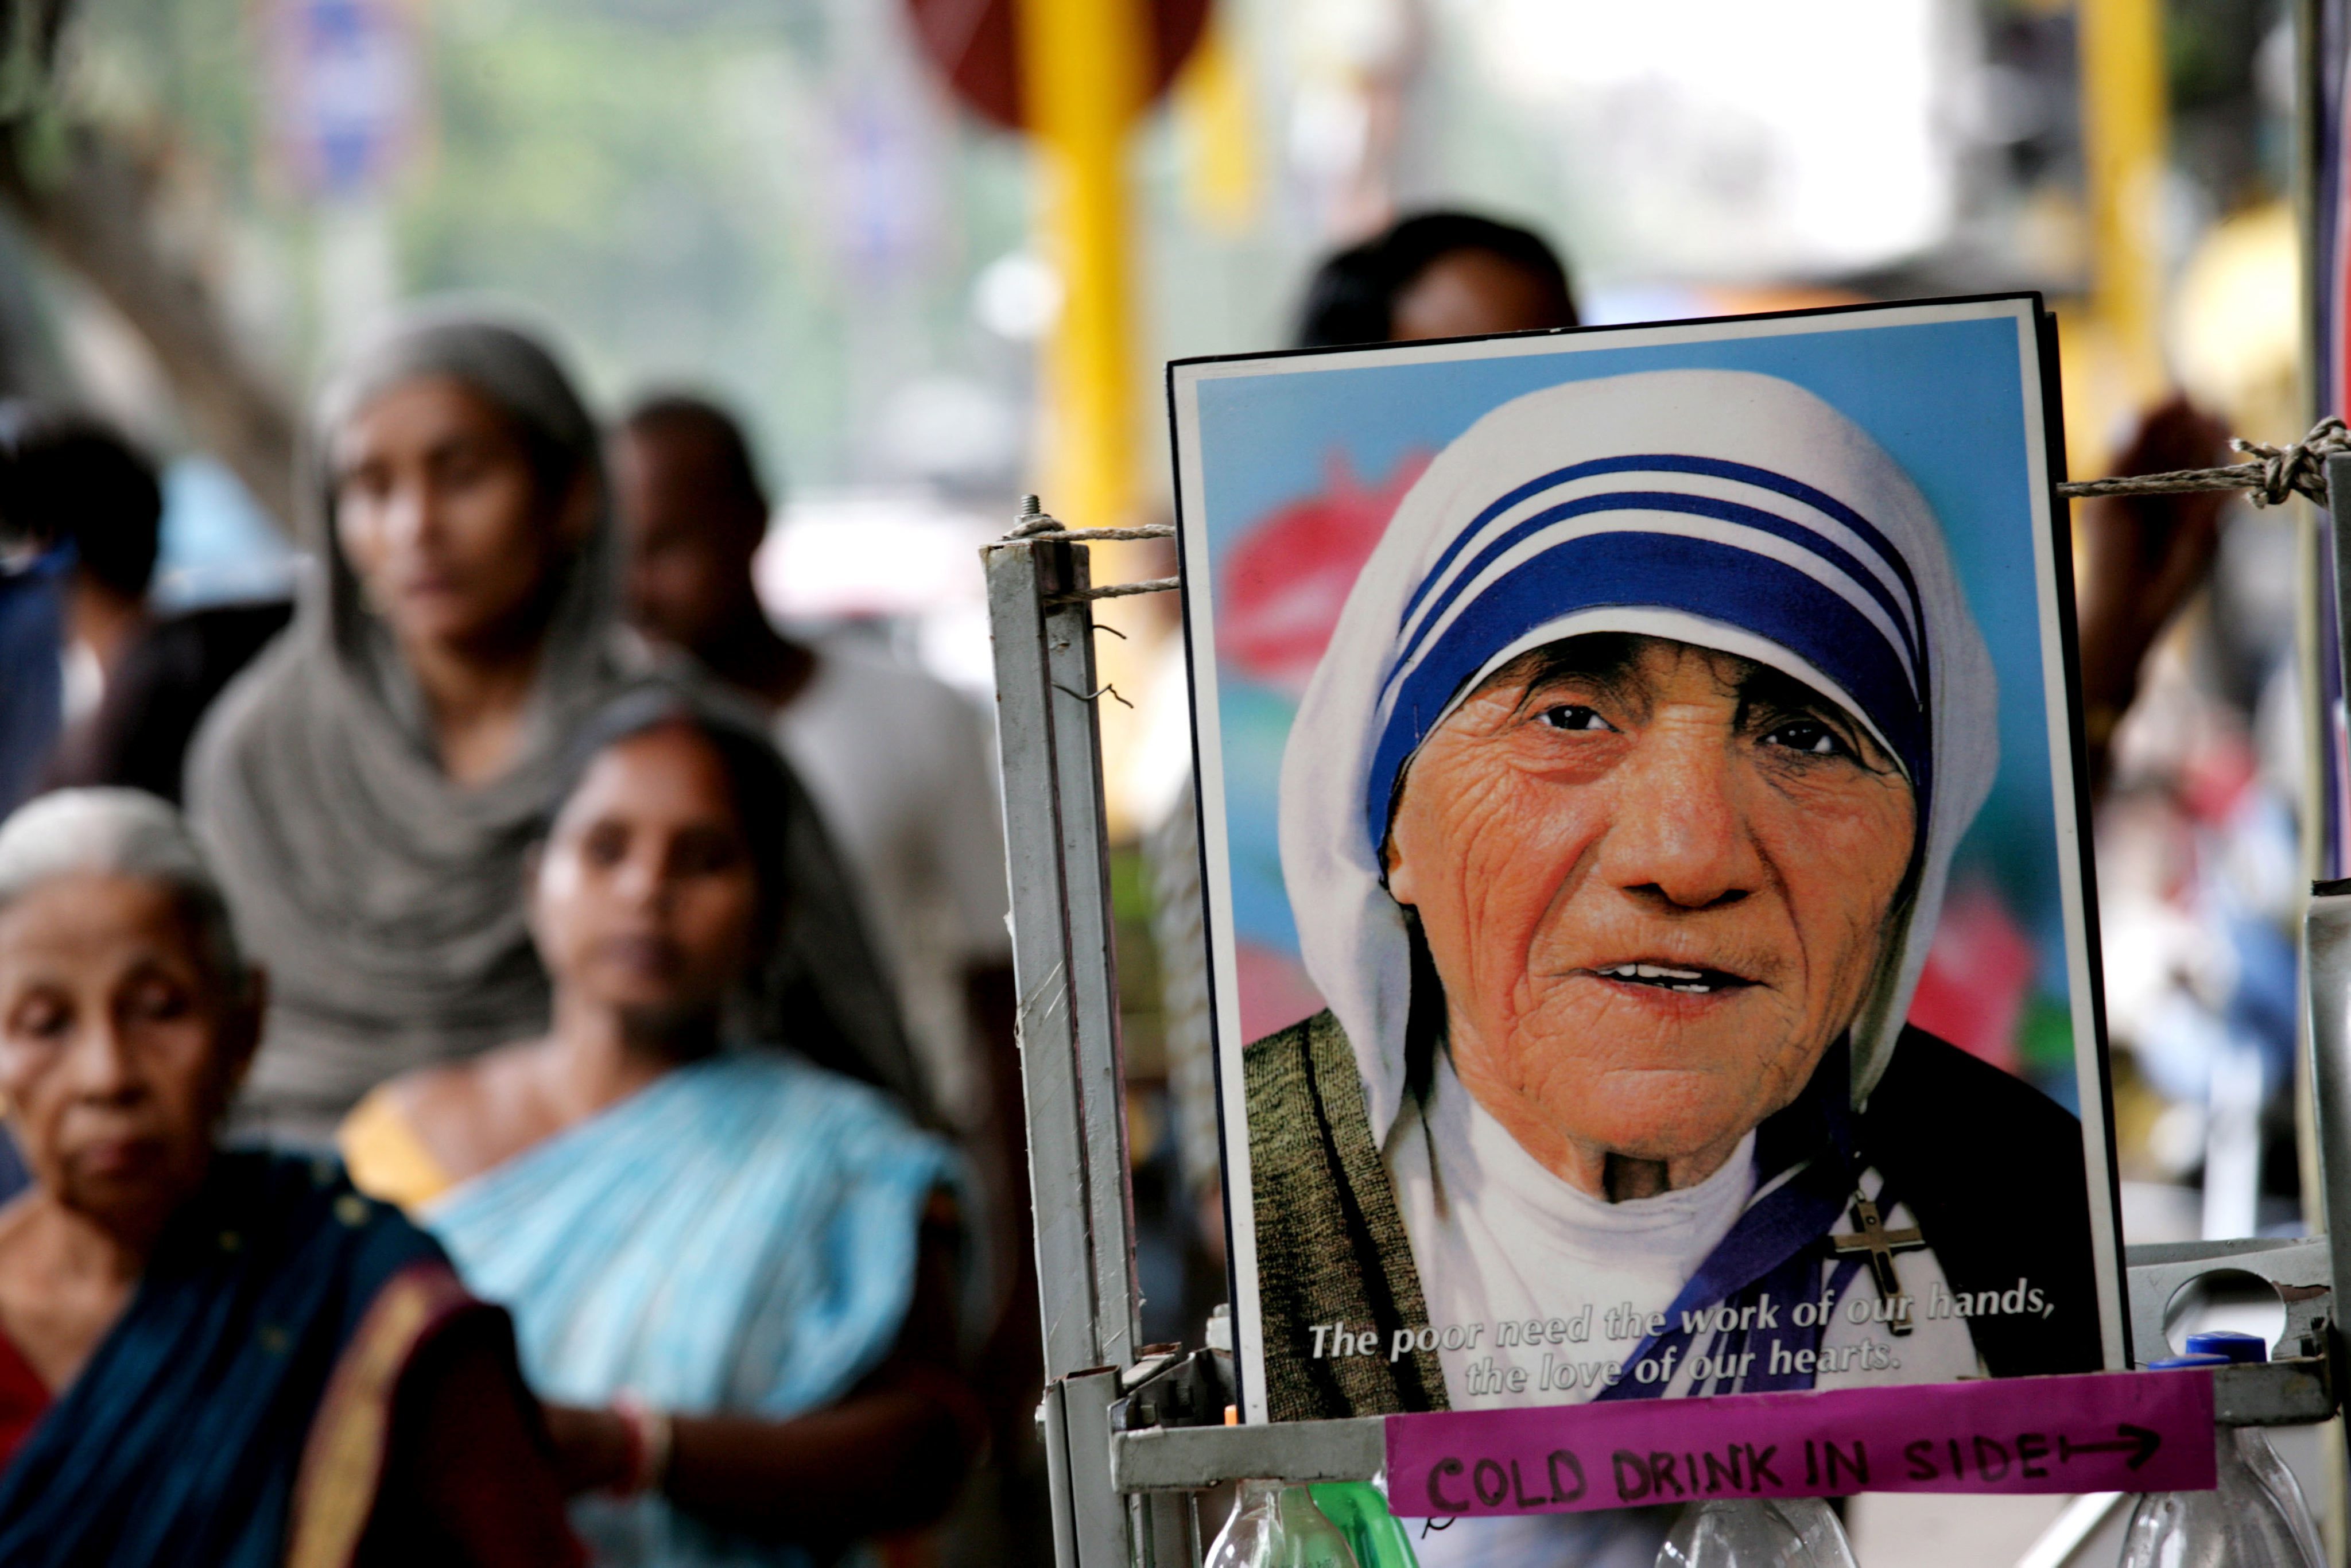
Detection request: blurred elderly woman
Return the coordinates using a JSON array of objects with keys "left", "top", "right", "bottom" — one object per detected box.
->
[
  {"left": 0, "top": 788, "right": 579, "bottom": 1566},
  {"left": 187, "top": 312, "right": 914, "bottom": 1146},
  {"left": 340, "top": 688, "right": 980, "bottom": 1567}
]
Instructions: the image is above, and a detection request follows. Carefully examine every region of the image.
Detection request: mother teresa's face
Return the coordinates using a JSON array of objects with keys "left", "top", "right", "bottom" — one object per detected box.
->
[{"left": 1384, "top": 634, "right": 1915, "bottom": 1197}]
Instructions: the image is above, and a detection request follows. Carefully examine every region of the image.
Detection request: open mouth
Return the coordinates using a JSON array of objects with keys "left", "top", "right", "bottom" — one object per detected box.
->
[{"left": 1589, "top": 961, "right": 1755, "bottom": 996}]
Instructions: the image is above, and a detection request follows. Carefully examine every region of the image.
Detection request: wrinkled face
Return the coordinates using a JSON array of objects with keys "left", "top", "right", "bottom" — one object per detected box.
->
[
  {"left": 1383, "top": 635, "right": 1917, "bottom": 1190},
  {"left": 0, "top": 874, "right": 257, "bottom": 1239},
  {"left": 530, "top": 723, "right": 765, "bottom": 1033},
  {"left": 333, "top": 375, "right": 587, "bottom": 655},
  {"left": 614, "top": 426, "right": 764, "bottom": 657}
]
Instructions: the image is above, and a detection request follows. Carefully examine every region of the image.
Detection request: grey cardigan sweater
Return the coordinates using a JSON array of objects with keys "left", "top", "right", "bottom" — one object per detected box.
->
[{"left": 1243, "top": 1010, "right": 1448, "bottom": 1420}]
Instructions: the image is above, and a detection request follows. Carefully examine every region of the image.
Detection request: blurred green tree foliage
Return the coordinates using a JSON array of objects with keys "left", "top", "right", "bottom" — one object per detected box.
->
[{"left": 59, "top": 0, "right": 1038, "bottom": 491}]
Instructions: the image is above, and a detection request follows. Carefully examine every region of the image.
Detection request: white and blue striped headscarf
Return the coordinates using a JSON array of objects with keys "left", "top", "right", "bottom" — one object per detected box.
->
[{"left": 1278, "top": 369, "right": 1999, "bottom": 1146}]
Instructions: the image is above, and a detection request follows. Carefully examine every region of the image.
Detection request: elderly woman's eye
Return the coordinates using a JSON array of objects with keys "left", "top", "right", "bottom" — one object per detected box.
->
[
  {"left": 1761, "top": 719, "right": 1848, "bottom": 756},
  {"left": 1536, "top": 704, "right": 1616, "bottom": 732},
  {"left": 125, "top": 974, "right": 193, "bottom": 1022},
  {"left": 7, "top": 992, "right": 68, "bottom": 1041}
]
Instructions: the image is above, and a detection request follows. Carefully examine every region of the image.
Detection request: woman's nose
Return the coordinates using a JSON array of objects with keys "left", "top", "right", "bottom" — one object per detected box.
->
[
  {"left": 1599, "top": 723, "right": 1762, "bottom": 911},
  {"left": 63, "top": 1016, "right": 142, "bottom": 1102},
  {"left": 613, "top": 852, "right": 664, "bottom": 907},
  {"left": 381, "top": 479, "right": 443, "bottom": 556}
]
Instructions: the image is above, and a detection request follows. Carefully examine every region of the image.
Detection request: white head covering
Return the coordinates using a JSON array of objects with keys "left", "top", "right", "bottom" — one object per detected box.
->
[{"left": 1277, "top": 368, "right": 1999, "bottom": 1144}]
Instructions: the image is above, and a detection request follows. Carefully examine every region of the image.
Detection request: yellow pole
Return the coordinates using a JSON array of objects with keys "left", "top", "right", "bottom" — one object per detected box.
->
[
  {"left": 1174, "top": 11, "right": 1260, "bottom": 237},
  {"left": 2078, "top": 0, "right": 2171, "bottom": 399},
  {"left": 1017, "top": 0, "right": 1146, "bottom": 531}
]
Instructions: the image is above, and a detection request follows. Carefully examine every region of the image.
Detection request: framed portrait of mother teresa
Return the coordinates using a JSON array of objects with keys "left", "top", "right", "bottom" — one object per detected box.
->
[{"left": 1167, "top": 294, "right": 2128, "bottom": 1423}]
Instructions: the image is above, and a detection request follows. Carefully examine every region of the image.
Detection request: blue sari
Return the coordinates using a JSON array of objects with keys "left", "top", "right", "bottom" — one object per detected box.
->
[
  {"left": 425, "top": 1046, "right": 960, "bottom": 1566},
  {"left": 0, "top": 1150, "right": 486, "bottom": 1567}
]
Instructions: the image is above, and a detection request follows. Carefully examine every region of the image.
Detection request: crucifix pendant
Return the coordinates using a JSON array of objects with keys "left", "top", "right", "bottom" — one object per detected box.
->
[{"left": 1829, "top": 1191, "right": 1927, "bottom": 1337}]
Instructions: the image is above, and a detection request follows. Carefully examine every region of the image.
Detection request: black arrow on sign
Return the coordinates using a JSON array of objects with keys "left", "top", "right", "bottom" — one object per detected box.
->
[{"left": 2057, "top": 1425, "right": 2162, "bottom": 1470}]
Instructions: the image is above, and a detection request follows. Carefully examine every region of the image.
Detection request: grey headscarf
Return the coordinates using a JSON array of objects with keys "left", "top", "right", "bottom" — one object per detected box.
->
[{"left": 187, "top": 311, "right": 921, "bottom": 1141}]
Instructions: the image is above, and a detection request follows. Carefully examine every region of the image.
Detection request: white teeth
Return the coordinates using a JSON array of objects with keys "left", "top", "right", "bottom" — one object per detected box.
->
[{"left": 1599, "top": 962, "right": 1709, "bottom": 982}]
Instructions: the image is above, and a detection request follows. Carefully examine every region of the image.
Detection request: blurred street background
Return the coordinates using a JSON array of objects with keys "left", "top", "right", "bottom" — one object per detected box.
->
[{"left": 0, "top": 0, "right": 2322, "bottom": 1558}]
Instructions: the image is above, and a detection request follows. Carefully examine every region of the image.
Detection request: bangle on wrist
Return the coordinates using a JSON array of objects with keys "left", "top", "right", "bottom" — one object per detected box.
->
[
  {"left": 604, "top": 1406, "right": 642, "bottom": 1496},
  {"left": 610, "top": 1395, "right": 674, "bottom": 1496}
]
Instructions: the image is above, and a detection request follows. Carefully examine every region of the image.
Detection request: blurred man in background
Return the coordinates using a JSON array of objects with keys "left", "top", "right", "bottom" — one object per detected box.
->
[
  {"left": 1295, "top": 209, "right": 1580, "bottom": 348},
  {"left": 614, "top": 394, "right": 1015, "bottom": 1135},
  {"left": 0, "top": 516, "right": 63, "bottom": 820},
  {"left": 27, "top": 418, "right": 160, "bottom": 718},
  {"left": 0, "top": 412, "right": 165, "bottom": 816},
  {"left": 17, "top": 414, "right": 293, "bottom": 804}
]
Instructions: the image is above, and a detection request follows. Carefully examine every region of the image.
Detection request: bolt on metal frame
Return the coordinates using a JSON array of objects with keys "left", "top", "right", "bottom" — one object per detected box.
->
[{"left": 986, "top": 490, "right": 2348, "bottom": 1568}]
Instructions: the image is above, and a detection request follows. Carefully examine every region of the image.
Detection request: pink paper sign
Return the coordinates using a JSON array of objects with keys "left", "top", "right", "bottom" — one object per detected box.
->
[{"left": 1384, "top": 1370, "right": 2216, "bottom": 1517}]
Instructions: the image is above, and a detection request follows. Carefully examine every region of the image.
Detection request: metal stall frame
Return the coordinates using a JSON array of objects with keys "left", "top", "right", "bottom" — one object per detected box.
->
[{"left": 986, "top": 496, "right": 2346, "bottom": 1568}]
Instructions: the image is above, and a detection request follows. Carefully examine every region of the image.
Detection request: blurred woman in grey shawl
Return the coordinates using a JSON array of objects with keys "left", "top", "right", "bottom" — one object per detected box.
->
[{"left": 188, "top": 312, "right": 918, "bottom": 1143}]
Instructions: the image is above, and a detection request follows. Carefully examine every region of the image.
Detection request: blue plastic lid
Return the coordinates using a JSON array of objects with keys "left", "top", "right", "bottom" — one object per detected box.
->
[
  {"left": 2146, "top": 1353, "right": 2232, "bottom": 1369},
  {"left": 2185, "top": 1331, "right": 2269, "bottom": 1364}
]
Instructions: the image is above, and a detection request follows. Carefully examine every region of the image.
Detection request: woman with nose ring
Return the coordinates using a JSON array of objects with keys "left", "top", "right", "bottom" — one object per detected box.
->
[{"left": 1248, "top": 369, "right": 2101, "bottom": 1420}]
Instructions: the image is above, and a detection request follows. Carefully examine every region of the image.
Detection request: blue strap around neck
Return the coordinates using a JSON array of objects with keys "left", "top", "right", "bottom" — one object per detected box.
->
[{"left": 1595, "top": 1045, "right": 1861, "bottom": 1401}]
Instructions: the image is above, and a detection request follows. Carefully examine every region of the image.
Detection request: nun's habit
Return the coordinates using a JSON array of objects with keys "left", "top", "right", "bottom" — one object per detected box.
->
[
  {"left": 187, "top": 313, "right": 922, "bottom": 1144},
  {"left": 1245, "top": 370, "right": 2100, "bottom": 1421}
]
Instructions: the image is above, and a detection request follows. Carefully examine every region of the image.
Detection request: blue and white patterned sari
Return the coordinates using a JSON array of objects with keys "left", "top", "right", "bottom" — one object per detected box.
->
[{"left": 426, "top": 1046, "right": 959, "bottom": 1566}]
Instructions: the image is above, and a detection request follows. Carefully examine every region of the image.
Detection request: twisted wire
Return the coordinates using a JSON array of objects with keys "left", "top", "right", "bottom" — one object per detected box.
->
[
  {"left": 2056, "top": 417, "right": 2351, "bottom": 508},
  {"left": 1003, "top": 417, "right": 2351, "bottom": 607}
]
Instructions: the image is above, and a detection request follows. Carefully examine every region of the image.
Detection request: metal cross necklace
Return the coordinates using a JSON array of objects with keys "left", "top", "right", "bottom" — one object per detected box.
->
[{"left": 1829, "top": 1191, "right": 1926, "bottom": 1336}]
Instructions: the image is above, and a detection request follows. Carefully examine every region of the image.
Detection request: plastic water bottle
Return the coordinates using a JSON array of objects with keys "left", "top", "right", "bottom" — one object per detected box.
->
[
  {"left": 1307, "top": 1480, "right": 1419, "bottom": 1568},
  {"left": 1655, "top": 1497, "right": 1859, "bottom": 1567},
  {"left": 1206, "top": 1478, "right": 1363, "bottom": 1568},
  {"left": 2121, "top": 1336, "right": 2322, "bottom": 1568}
]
